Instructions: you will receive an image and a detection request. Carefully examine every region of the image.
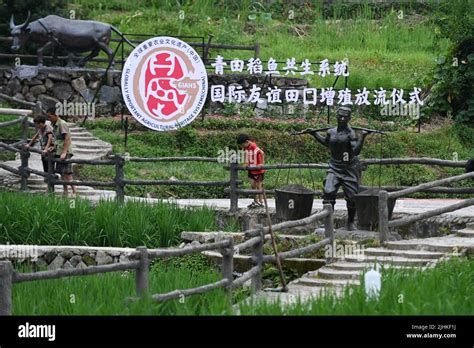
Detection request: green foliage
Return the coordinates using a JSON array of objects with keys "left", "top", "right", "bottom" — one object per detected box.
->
[
  {"left": 427, "top": 0, "right": 474, "bottom": 124},
  {"left": 0, "top": 0, "right": 68, "bottom": 35},
  {"left": 11, "top": 258, "right": 474, "bottom": 315},
  {"left": 152, "top": 253, "right": 213, "bottom": 276},
  {"left": 0, "top": 191, "right": 220, "bottom": 247},
  {"left": 13, "top": 262, "right": 231, "bottom": 315},
  {"left": 240, "top": 258, "right": 474, "bottom": 315},
  {"left": 79, "top": 119, "right": 473, "bottom": 199}
]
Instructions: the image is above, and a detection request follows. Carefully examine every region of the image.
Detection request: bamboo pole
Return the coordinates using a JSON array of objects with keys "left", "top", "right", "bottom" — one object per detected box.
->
[
  {"left": 378, "top": 190, "right": 389, "bottom": 244},
  {"left": 262, "top": 188, "right": 287, "bottom": 292},
  {"left": 323, "top": 203, "right": 334, "bottom": 264},
  {"left": 145, "top": 239, "right": 231, "bottom": 259},
  {"left": 123, "top": 179, "right": 232, "bottom": 187},
  {"left": 114, "top": 155, "right": 125, "bottom": 204},
  {"left": 389, "top": 198, "right": 474, "bottom": 228},
  {"left": 0, "top": 118, "right": 23, "bottom": 128},
  {"left": 250, "top": 226, "right": 264, "bottom": 293},
  {"left": 135, "top": 246, "right": 149, "bottom": 297},
  {"left": 221, "top": 237, "right": 234, "bottom": 297},
  {"left": 12, "top": 262, "right": 140, "bottom": 283},
  {"left": 262, "top": 238, "right": 331, "bottom": 262},
  {"left": 0, "top": 261, "right": 13, "bottom": 315},
  {"left": 389, "top": 172, "right": 474, "bottom": 199},
  {"left": 245, "top": 209, "right": 329, "bottom": 238},
  {"left": 151, "top": 279, "right": 229, "bottom": 303},
  {"left": 231, "top": 266, "right": 261, "bottom": 288},
  {"left": 229, "top": 161, "right": 239, "bottom": 212},
  {"left": 128, "top": 156, "right": 219, "bottom": 163}
]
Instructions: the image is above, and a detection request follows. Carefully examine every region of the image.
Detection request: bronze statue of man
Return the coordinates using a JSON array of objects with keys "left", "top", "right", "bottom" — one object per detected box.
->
[{"left": 309, "top": 106, "right": 370, "bottom": 230}]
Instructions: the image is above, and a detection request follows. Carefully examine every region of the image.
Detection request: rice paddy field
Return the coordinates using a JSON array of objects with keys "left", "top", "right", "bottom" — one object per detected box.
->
[
  {"left": 0, "top": 191, "right": 238, "bottom": 248},
  {"left": 10, "top": 256, "right": 473, "bottom": 315},
  {"left": 1, "top": 1, "right": 473, "bottom": 318},
  {"left": 0, "top": 191, "right": 472, "bottom": 315}
]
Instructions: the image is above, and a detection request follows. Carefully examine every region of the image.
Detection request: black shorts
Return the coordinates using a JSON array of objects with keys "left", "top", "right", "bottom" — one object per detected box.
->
[
  {"left": 55, "top": 154, "right": 74, "bottom": 175},
  {"left": 248, "top": 172, "right": 264, "bottom": 182},
  {"left": 41, "top": 154, "right": 55, "bottom": 173}
]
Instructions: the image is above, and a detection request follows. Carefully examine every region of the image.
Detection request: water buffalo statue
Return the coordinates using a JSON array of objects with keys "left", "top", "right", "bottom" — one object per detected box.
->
[{"left": 10, "top": 12, "right": 134, "bottom": 67}]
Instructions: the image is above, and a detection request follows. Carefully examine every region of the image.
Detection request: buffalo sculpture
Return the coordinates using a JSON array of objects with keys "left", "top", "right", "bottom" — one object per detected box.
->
[{"left": 10, "top": 12, "right": 134, "bottom": 67}]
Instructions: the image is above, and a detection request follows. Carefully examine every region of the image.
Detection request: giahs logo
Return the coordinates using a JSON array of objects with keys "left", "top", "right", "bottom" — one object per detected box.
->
[{"left": 122, "top": 36, "right": 208, "bottom": 131}]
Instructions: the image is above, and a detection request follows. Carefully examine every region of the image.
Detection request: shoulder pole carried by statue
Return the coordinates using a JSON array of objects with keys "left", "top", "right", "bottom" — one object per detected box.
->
[{"left": 290, "top": 126, "right": 386, "bottom": 136}]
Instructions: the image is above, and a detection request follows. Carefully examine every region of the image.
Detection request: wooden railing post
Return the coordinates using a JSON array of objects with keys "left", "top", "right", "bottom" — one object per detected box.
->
[
  {"left": 229, "top": 161, "right": 239, "bottom": 213},
  {"left": 0, "top": 261, "right": 13, "bottom": 315},
  {"left": 46, "top": 151, "right": 55, "bottom": 194},
  {"left": 221, "top": 236, "right": 234, "bottom": 298},
  {"left": 135, "top": 246, "right": 149, "bottom": 297},
  {"left": 114, "top": 154, "right": 125, "bottom": 204},
  {"left": 378, "top": 190, "right": 389, "bottom": 244},
  {"left": 20, "top": 115, "right": 29, "bottom": 141},
  {"left": 19, "top": 145, "right": 29, "bottom": 191},
  {"left": 251, "top": 226, "right": 264, "bottom": 294},
  {"left": 323, "top": 203, "right": 334, "bottom": 264}
]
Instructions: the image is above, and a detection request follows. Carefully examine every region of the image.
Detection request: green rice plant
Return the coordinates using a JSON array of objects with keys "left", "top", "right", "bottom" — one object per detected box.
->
[
  {"left": 239, "top": 258, "right": 474, "bottom": 315},
  {"left": 0, "top": 191, "right": 221, "bottom": 248},
  {"left": 10, "top": 258, "right": 472, "bottom": 315},
  {"left": 12, "top": 261, "right": 231, "bottom": 315}
]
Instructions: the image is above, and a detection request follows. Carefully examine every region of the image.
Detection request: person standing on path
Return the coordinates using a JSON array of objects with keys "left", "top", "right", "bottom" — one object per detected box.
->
[{"left": 46, "top": 106, "right": 77, "bottom": 197}]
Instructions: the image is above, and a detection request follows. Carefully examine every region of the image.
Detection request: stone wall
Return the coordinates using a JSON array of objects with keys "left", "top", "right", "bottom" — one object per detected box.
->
[
  {"left": 0, "top": 65, "right": 122, "bottom": 116},
  {"left": 0, "top": 65, "right": 309, "bottom": 118},
  {"left": 0, "top": 245, "right": 136, "bottom": 270}
]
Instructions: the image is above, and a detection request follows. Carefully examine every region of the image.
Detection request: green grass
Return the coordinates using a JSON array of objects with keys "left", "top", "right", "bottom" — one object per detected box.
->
[
  {"left": 239, "top": 258, "right": 474, "bottom": 315},
  {"left": 11, "top": 257, "right": 473, "bottom": 315},
  {"left": 13, "top": 256, "right": 233, "bottom": 315},
  {"left": 69, "top": 0, "right": 448, "bottom": 91},
  {"left": 0, "top": 191, "right": 228, "bottom": 247},
  {"left": 77, "top": 119, "right": 473, "bottom": 199}
]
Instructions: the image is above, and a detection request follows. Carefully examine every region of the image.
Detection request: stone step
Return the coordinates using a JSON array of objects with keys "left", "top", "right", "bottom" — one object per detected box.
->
[
  {"left": 70, "top": 136, "right": 98, "bottom": 142},
  {"left": 72, "top": 143, "right": 112, "bottom": 150},
  {"left": 327, "top": 261, "right": 409, "bottom": 271},
  {"left": 467, "top": 222, "right": 474, "bottom": 229},
  {"left": 286, "top": 284, "right": 343, "bottom": 297},
  {"left": 327, "top": 262, "right": 372, "bottom": 271},
  {"left": 343, "top": 255, "right": 436, "bottom": 267},
  {"left": 72, "top": 148, "right": 111, "bottom": 156},
  {"left": 364, "top": 247, "right": 445, "bottom": 260},
  {"left": 314, "top": 268, "right": 361, "bottom": 280},
  {"left": 27, "top": 176, "right": 46, "bottom": 184},
  {"left": 457, "top": 229, "right": 474, "bottom": 238},
  {"left": 69, "top": 127, "right": 85, "bottom": 132},
  {"left": 295, "top": 277, "right": 359, "bottom": 287},
  {"left": 70, "top": 132, "right": 93, "bottom": 137},
  {"left": 384, "top": 241, "right": 456, "bottom": 253}
]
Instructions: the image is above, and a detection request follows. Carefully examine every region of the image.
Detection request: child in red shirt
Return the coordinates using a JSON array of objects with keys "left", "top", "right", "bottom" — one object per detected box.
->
[{"left": 237, "top": 134, "right": 265, "bottom": 209}]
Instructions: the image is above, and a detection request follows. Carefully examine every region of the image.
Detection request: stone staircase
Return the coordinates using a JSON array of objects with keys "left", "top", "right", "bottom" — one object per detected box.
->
[
  {"left": 248, "top": 224, "right": 474, "bottom": 305},
  {"left": 0, "top": 121, "right": 115, "bottom": 199}
]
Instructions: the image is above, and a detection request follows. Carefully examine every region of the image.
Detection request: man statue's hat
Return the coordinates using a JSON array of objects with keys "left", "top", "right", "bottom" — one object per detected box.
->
[{"left": 337, "top": 106, "right": 352, "bottom": 117}]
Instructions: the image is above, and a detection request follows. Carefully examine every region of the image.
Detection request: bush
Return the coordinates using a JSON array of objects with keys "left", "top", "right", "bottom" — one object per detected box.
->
[{"left": 427, "top": 0, "right": 474, "bottom": 124}]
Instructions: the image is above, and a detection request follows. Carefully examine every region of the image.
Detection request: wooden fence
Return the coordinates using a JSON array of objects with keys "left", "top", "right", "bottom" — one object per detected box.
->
[
  {"left": 0, "top": 33, "right": 260, "bottom": 69},
  {"left": 1, "top": 108, "right": 473, "bottom": 313},
  {"left": 0, "top": 204, "right": 334, "bottom": 315},
  {"left": 377, "top": 171, "right": 474, "bottom": 243},
  {"left": 0, "top": 108, "right": 472, "bottom": 209}
]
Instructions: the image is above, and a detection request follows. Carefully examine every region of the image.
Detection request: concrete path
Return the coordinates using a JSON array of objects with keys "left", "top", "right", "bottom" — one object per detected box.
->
[
  {"left": 0, "top": 121, "right": 113, "bottom": 196},
  {"left": 159, "top": 198, "right": 474, "bottom": 217}
]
